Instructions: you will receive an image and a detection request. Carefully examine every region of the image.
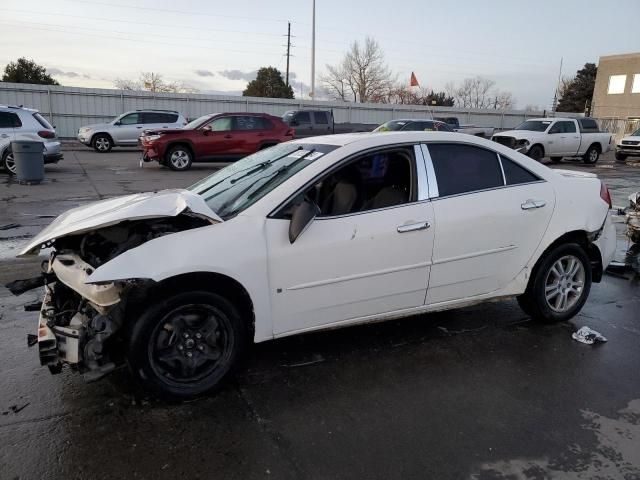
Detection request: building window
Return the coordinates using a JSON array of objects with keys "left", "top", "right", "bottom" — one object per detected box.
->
[
  {"left": 607, "top": 74, "right": 626, "bottom": 94},
  {"left": 633, "top": 74, "right": 640, "bottom": 94}
]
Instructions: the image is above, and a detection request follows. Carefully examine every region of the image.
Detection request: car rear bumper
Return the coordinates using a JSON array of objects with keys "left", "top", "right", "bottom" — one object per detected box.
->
[
  {"left": 594, "top": 213, "right": 616, "bottom": 272},
  {"left": 44, "top": 153, "right": 63, "bottom": 164}
]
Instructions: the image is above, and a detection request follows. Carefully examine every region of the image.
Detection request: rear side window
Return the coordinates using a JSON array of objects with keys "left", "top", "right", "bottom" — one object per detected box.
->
[
  {"left": 144, "top": 112, "right": 178, "bottom": 123},
  {"left": 234, "top": 116, "right": 271, "bottom": 130},
  {"left": 428, "top": 143, "right": 504, "bottom": 197},
  {"left": 33, "top": 113, "right": 53, "bottom": 129},
  {"left": 313, "top": 112, "right": 329, "bottom": 124},
  {"left": 0, "top": 112, "right": 22, "bottom": 128},
  {"left": 500, "top": 155, "right": 540, "bottom": 185},
  {"left": 579, "top": 118, "right": 599, "bottom": 131},
  {"left": 405, "top": 121, "right": 435, "bottom": 131}
]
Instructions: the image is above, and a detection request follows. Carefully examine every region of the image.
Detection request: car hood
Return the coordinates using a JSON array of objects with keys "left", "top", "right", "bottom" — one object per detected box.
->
[
  {"left": 494, "top": 130, "right": 546, "bottom": 139},
  {"left": 620, "top": 135, "right": 640, "bottom": 143},
  {"left": 19, "top": 189, "right": 222, "bottom": 256}
]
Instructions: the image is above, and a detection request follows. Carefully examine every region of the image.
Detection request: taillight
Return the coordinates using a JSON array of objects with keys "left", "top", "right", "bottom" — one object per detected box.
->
[
  {"left": 600, "top": 180, "right": 612, "bottom": 209},
  {"left": 37, "top": 130, "right": 55, "bottom": 139}
]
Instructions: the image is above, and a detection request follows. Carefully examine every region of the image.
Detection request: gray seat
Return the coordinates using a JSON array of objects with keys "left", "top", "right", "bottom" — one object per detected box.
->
[{"left": 322, "top": 181, "right": 357, "bottom": 216}]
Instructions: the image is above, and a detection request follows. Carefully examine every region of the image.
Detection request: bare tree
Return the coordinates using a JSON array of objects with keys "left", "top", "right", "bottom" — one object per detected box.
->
[
  {"left": 114, "top": 72, "right": 198, "bottom": 93},
  {"left": 447, "top": 76, "right": 515, "bottom": 109},
  {"left": 322, "top": 37, "right": 394, "bottom": 103},
  {"left": 490, "top": 91, "right": 515, "bottom": 110}
]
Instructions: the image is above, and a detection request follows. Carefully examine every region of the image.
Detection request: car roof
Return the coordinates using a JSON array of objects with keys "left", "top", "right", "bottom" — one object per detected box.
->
[
  {"left": 291, "top": 131, "right": 479, "bottom": 147},
  {"left": 525, "top": 117, "right": 576, "bottom": 122},
  {"left": 387, "top": 118, "right": 443, "bottom": 123},
  {"left": 0, "top": 105, "right": 38, "bottom": 112}
]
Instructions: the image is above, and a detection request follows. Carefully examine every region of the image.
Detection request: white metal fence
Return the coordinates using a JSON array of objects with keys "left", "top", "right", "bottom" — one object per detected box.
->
[{"left": 0, "top": 82, "right": 582, "bottom": 139}]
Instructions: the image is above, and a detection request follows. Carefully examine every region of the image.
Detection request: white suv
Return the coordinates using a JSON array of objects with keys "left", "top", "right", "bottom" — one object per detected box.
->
[
  {"left": 0, "top": 105, "right": 63, "bottom": 175},
  {"left": 77, "top": 110, "right": 187, "bottom": 152}
]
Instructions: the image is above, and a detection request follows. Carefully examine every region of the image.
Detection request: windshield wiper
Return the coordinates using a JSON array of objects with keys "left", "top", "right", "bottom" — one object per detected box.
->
[
  {"left": 198, "top": 146, "right": 302, "bottom": 197},
  {"left": 246, "top": 149, "right": 316, "bottom": 201}
]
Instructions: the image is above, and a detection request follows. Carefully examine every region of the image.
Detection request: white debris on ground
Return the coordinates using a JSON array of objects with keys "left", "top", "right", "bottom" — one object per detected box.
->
[{"left": 572, "top": 326, "right": 608, "bottom": 345}]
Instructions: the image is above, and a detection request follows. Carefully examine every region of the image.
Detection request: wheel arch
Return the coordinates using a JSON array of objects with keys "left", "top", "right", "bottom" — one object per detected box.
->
[
  {"left": 165, "top": 141, "right": 195, "bottom": 160},
  {"left": 528, "top": 230, "right": 603, "bottom": 288},
  {"left": 127, "top": 271, "right": 255, "bottom": 341},
  {"left": 530, "top": 143, "right": 545, "bottom": 156},
  {"left": 91, "top": 132, "right": 114, "bottom": 144},
  {"left": 588, "top": 142, "right": 602, "bottom": 153}
]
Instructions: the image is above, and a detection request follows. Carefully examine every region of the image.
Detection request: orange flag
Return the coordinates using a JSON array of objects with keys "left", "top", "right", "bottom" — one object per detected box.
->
[{"left": 409, "top": 72, "right": 419, "bottom": 87}]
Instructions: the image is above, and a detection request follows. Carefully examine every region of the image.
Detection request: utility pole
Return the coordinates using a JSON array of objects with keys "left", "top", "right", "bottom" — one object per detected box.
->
[
  {"left": 310, "top": 0, "right": 315, "bottom": 99},
  {"left": 285, "top": 22, "right": 291, "bottom": 87}
]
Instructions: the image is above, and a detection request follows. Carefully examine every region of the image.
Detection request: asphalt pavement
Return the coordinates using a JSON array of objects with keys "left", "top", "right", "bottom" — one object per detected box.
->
[{"left": 1, "top": 147, "right": 639, "bottom": 479}]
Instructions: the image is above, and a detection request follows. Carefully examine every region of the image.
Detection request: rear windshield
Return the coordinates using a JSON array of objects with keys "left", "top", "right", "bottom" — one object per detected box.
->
[
  {"left": 514, "top": 120, "right": 551, "bottom": 132},
  {"left": 33, "top": 113, "right": 53, "bottom": 130}
]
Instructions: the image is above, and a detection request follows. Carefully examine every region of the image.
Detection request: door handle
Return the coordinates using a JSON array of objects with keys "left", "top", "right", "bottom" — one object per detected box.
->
[
  {"left": 257, "top": 132, "right": 265, "bottom": 137},
  {"left": 224, "top": 134, "right": 233, "bottom": 139},
  {"left": 136, "top": 126, "right": 143, "bottom": 129},
  {"left": 521, "top": 199, "right": 546, "bottom": 210},
  {"left": 397, "top": 221, "right": 430, "bottom": 233}
]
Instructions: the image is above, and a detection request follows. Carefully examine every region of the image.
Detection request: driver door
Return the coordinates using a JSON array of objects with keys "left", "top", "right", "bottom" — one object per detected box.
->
[
  {"left": 265, "top": 145, "right": 435, "bottom": 336},
  {"left": 195, "top": 116, "right": 242, "bottom": 159},
  {"left": 112, "top": 112, "right": 143, "bottom": 144}
]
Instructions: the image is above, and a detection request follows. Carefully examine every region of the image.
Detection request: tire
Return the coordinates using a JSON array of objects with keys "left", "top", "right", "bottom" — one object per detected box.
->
[
  {"left": 550, "top": 156, "right": 563, "bottom": 163},
  {"left": 615, "top": 152, "right": 627, "bottom": 162},
  {"left": 519, "top": 243, "right": 592, "bottom": 323},
  {"left": 92, "top": 134, "right": 113, "bottom": 153},
  {"left": 583, "top": 145, "right": 600, "bottom": 164},
  {"left": 127, "top": 290, "right": 247, "bottom": 401},
  {"left": 2, "top": 149, "right": 16, "bottom": 175},
  {"left": 528, "top": 145, "right": 544, "bottom": 161},
  {"left": 166, "top": 145, "right": 193, "bottom": 171}
]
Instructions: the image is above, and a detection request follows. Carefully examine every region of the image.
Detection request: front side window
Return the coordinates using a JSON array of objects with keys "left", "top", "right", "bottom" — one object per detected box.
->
[
  {"left": 190, "top": 143, "right": 339, "bottom": 219},
  {"left": 119, "top": 113, "right": 140, "bottom": 125},
  {"left": 300, "top": 148, "right": 416, "bottom": 217},
  {"left": 608, "top": 75, "right": 626, "bottom": 94},
  {"left": 207, "top": 117, "right": 233, "bottom": 131},
  {"left": 184, "top": 114, "right": 215, "bottom": 129},
  {"left": 296, "top": 112, "right": 311, "bottom": 124},
  {"left": 435, "top": 122, "right": 454, "bottom": 132},
  {"left": 428, "top": 143, "right": 503, "bottom": 197},
  {"left": 500, "top": 155, "right": 540, "bottom": 185}
]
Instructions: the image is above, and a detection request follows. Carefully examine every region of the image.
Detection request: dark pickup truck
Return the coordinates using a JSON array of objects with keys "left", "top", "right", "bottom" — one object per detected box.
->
[{"left": 281, "top": 110, "right": 377, "bottom": 138}]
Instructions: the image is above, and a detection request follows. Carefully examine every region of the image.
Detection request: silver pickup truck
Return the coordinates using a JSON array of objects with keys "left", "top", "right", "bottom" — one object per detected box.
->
[{"left": 492, "top": 117, "right": 613, "bottom": 164}]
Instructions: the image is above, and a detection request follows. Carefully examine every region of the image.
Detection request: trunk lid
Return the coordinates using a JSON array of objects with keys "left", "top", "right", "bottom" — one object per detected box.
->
[{"left": 19, "top": 189, "right": 221, "bottom": 256}]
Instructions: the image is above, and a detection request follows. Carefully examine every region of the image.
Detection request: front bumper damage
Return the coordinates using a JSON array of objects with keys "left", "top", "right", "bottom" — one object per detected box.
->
[{"left": 9, "top": 253, "right": 127, "bottom": 381}]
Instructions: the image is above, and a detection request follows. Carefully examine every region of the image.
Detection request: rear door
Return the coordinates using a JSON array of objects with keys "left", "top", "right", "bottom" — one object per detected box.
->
[
  {"left": 112, "top": 112, "right": 143, "bottom": 144},
  {"left": 311, "top": 111, "right": 332, "bottom": 135},
  {"left": 424, "top": 143, "right": 555, "bottom": 305},
  {"left": 552, "top": 120, "right": 580, "bottom": 155},
  {"left": 143, "top": 112, "right": 178, "bottom": 132},
  {"left": 0, "top": 111, "right": 17, "bottom": 160},
  {"left": 293, "top": 111, "right": 313, "bottom": 137},
  {"left": 232, "top": 115, "right": 271, "bottom": 154}
]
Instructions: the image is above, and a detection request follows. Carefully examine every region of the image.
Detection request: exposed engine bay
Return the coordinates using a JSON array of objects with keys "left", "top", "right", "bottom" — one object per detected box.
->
[{"left": 7, "top": 213, "right": 212, "bottom": 381}]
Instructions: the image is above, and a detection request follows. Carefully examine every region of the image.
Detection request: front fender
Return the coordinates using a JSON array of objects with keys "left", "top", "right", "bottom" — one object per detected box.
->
[{"left": 87, "top": 215, "right": 274, "bottom": 342}]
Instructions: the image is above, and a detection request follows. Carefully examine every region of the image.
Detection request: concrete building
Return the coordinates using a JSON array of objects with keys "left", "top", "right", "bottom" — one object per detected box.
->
[{"left": 592, "top": 52, "right": 640, "bottom": 120}]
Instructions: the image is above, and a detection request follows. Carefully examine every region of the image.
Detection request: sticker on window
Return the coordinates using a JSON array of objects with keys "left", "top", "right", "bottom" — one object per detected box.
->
[{"left": 288, "top": 150, "right": 324, "bottom": 160}]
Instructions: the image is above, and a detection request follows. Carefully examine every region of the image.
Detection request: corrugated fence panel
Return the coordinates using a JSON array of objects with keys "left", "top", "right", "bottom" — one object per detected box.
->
[{"left": 1, "top": 82, "right": 582, "bottom": 138}]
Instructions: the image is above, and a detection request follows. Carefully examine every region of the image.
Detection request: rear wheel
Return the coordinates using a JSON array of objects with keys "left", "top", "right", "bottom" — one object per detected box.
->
[
  {"left": 92, "top": 134, "right": 113, "bottom": 153},
  {"left": 550, "top": 156, "right": 563, "bottom": 163},
  {"left": 166, "top": 145, "right": 193, "bottom": 171},
  {"left": 2, "top": 149, "right": 16, "bottom": 175},
  {"left": 583, "top": 145, "right": 600, "bottom": 164},
  {"left": 518, "top": 243, "right": 592, "bottom": 323},
  {"left": 615, "top": 152, "right": 627, "bottom": 162},
  {"left": 127, "top": 290, "right": 247, "bottom": 400},
  {"left": 528, "top": 145, "right": 544, "bottom": 161}
]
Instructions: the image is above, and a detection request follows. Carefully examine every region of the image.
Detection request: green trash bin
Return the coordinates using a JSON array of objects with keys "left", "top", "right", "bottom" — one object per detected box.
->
[{"left": 11, "top": 140, "right": 45, "bottom": 184}]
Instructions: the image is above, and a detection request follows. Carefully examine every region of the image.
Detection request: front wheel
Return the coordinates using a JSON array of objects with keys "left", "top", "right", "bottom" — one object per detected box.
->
[
  {"left": 518, "top": 243, "right": 592, "bottom": 323},
  {"left": 615, "top": 152, "right": 627, "bottom": 162},
  {"left": 528, "top": 145, "right": 544, "bottom": 161},
  {"left": 583, "top": 145, "right": 600, "bottom": 164},
  {"left": 127, "top": 291, "right": 247, "bottom": 400},
  {"left": 2, "top": 149, "right": 16, "bottom": 175},
  {"left": 166, "top": 145, "right": 193, "bottom": 171}
]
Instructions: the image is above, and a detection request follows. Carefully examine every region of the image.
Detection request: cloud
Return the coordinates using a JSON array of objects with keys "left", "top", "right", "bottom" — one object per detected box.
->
[
  {"left": 218, "top": 69, "right": 257, "bottom": 82},
  {"left": 195, "top": 69, "right": 215, "bottom": 77},
  {"left": 47, "top": 67, "right": 87, "bottom": 78}
]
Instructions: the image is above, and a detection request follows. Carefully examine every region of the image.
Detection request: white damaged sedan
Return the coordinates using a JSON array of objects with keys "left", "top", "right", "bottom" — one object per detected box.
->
[{"left": 11, "top": 132, "right": 616, "bottom": 399}]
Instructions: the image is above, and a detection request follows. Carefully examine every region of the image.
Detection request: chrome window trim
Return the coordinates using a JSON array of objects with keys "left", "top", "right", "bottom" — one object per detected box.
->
[
  {"left": 414, "top": 144, "right": 429, "bottom": 201},
  {"left": 419, "top": 144, "right": 440, "bottom": 198},
  {"left": 497, "top": 152, "right": 507, "bottom": 185}
]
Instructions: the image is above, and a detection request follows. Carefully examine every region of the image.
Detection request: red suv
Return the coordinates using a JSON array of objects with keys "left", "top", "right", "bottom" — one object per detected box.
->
[{"left": 140, "top": 112, "right": 295, "bottom": 171}]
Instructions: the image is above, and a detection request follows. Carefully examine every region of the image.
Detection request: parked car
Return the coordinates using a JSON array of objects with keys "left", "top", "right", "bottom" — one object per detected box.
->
[
  {"left": 140, "top": 112, "right": 294, "bottom": 170},
  {"left": 492, "top": 117, "right": 613, "bottom": 164},
  {"left": 77, "top": 109, "right": 187, "bottom": 152},
  {"left": 282, "top": 109, "right": 376, "bottom": 138},
  {"left": 435, "top": 117, "right": 494, "bottom": 137},
  {"left": 13, "top": 132, "right": 616, "bottom": 399},
  {"left": 1, "top": 105, "right": 63, "bottom": 175},
  {"left": 374, "top": 119, "right": 454, "bottom": 132},
  {"left": 615, "top": 128, "right": 640, "bottom": 161}
]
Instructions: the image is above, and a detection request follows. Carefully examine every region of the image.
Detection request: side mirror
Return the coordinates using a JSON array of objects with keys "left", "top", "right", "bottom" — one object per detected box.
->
[
  {"left": 289, "top": 198, "right": 320, "bottom": 243},
  {"left": 114, "top": 121, "right": 121, "bottom": 126},
  {"left": 202, "top": 125, "right": 212, "bottom": 135}
]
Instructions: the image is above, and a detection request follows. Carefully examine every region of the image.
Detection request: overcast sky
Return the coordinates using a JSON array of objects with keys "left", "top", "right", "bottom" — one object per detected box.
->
[{"left": 0, "top": 0, "right": 638, "bottom": 108}]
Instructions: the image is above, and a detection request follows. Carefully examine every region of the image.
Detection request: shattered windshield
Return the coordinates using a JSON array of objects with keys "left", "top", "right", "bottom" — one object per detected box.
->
[
  {"left": 514, "top": 120, "right": 552, "bottom": 132},
  {"left": 189, "top": 143, "right": 339, "bottom": 219}
]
